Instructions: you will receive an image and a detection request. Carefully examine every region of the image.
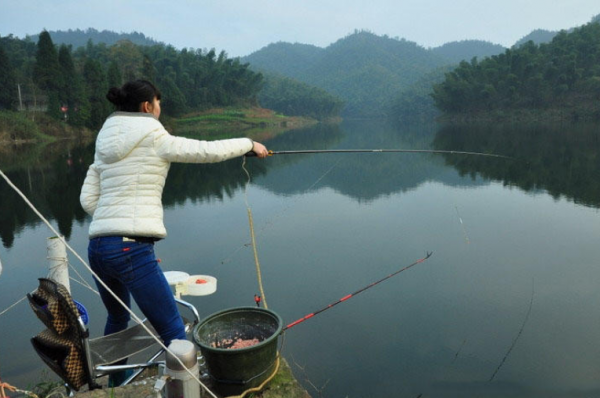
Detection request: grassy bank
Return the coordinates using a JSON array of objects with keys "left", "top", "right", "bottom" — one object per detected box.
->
[
  {"left": 171, "top": 107, "right": 318, "bottom": 141},
  {"left": 0, "top": 111, "right": 49, "bottom": 143},
  {"left": 0, "top": 107, "right": 319, "bottom": 153},
  {"left": 0, "top": 110, "right": 93, "bottom": 145}
]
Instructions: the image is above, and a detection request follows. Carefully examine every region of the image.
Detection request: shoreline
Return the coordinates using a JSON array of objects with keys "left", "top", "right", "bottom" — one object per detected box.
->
[
  {"left": 0, "top": 107, "right": 321, "bottom": 150},
  {"left": 437, "top": 105, "right": 600, "bottom": 123},
  {"left": 72, "top": 358, "right": 311, "bottom": 398},
  {"left": 168, "top": 107, "right": 320, "bottom": 141}
]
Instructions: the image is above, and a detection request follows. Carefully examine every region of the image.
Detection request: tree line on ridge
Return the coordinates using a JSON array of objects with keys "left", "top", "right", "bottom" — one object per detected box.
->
[
  {"left": 0, "top": 30, "right": 343, "bottom": 131},
  {"left": 431, "top": 19, "right": 600, "bottom": 119}
]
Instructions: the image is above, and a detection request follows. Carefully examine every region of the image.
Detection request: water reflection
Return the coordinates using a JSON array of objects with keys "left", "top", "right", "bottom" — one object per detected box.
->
[
  {"left": 3, "top": 120, "right": 600, "bottom": 396},
  {"left": 0, "top": 143, "right": 90, "bottom": 247},
  {"left": 254, "top": 120, "right": 486, "bottom": 201},
  {"left": 164, "top": 123, "right": 342, "bottom": 206},
  {"left": 2, "top": 121, "right": 600, "bottom": 248},
  {"left": 433, "top": 122, "right": 600, "bottom": 208}
]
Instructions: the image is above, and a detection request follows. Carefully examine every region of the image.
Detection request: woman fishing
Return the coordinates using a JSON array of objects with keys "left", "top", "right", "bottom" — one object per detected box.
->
[{"left": 80, "top": 80, "right": 268, "bottom": 384}]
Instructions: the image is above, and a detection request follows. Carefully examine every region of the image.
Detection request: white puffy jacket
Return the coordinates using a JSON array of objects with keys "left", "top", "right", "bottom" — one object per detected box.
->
[{"left": 80, "top": 112, "right": 254, "bottom": 239}]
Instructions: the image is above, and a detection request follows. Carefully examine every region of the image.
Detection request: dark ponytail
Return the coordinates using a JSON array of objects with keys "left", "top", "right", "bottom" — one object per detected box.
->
[{"left": 106, "top": 80, "right": 162, "bottom": 112}]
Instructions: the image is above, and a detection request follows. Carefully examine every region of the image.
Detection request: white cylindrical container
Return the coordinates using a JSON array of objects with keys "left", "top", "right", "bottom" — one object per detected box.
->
[
  {"left": 47, "top": 236, "right": 70, "bottom": 292},
  {"left": 186, "top": 275, "right": 217, "bottom": 296},
  {"left": 166, "top": 339, "right": 201, "bottom": 398}
]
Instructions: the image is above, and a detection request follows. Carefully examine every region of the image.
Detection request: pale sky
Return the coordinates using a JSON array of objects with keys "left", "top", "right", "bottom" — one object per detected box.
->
[{"left": 2, "top": 0, "right": 600, "bottom": 57}]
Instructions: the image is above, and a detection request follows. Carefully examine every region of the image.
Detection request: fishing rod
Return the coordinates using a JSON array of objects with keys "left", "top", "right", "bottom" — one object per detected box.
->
[
  {"left": 246, "top": 149, "right": 510, "bottom": 159},
  {"left": 282, "top": 252, "right": 433, "bottom": 332}
]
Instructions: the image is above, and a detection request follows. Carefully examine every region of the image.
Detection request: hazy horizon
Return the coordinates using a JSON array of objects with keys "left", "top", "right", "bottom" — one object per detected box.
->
[{"left": 1, "top": 1, "right": 600, "bottom": 57}]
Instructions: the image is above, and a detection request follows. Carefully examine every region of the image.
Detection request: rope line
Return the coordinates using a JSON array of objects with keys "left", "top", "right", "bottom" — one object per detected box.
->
[
  {"left": 0, "top": 168, "right": 218, "bottom": 398},
  {"left": 241, "top": 157, "right": 268, "bottom": 309},
  {"left": 47, "top": 256, "right": 96, "bottom": 293},
  {"left": 225, "top": 307, "right": 289, "bottom": 398},
  {"left": 66, "top": 260, "right": 97, "bottom": 293},
  {"left": 0, "top": 295, "right": 28, "bottom": 317},
  {"left": 224, "top": 355, "right": 281, "bottom": 398},
  {"left": 69, "top": 276, "right": 99, "bottom": 295},
  {"left": 0, "top": 381, "right": 38, "bottom": 398}
]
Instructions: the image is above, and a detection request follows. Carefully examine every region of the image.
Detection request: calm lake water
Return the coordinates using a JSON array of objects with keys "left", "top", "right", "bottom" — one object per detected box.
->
[{"left": 2, "top": 119, "right": 600, "bottom": 397}]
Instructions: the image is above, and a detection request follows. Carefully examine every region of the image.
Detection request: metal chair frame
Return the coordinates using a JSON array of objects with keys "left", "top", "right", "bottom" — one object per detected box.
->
[{"left": 84, "top": 297, "right": 200, "bottom": 387}]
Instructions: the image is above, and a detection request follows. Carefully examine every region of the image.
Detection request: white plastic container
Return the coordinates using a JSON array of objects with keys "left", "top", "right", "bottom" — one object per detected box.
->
[
  {"left": 185, "top": 275, "right": 217, "bottom": 296},
  {"left": 163, "top": 271, "right": 217, "bottom": 297},
  {"left": 164, "top": 271, "right": 190, "bottom": 286}
]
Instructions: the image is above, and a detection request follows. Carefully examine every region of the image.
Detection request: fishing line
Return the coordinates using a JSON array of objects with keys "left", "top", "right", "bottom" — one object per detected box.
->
[
  {"left": 489, "top": 278, "right": 535, "bottom": 382},
  {"left": 283, "top": 252, "right": 433, "bottom": 331},
  {"left": 254, "top": 158, "right": 342, "bottom": 237},
  {"left": 219, "top": 157, "right": 342, "bottom": 267},
  {"left": 229, "top": 147, "right": 507, "bottom": 266},
  {"left": 451, "top": 339, "right": 468, "bottom": 365}
]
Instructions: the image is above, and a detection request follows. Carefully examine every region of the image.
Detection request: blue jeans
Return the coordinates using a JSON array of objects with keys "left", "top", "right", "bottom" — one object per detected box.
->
[{"left": 88, "top": 236, "right": 186, "bottom": 346}]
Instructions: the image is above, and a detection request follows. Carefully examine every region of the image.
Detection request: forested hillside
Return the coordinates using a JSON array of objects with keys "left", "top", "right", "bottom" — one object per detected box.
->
[
  {"left": 26, "top": 28, "right": 160, "bottom": 48},
  {"left": 244, "top": 31, "right": 516, "bottom": 118},
  {"left": 431, "top": 20, "right": 600, "bottom": 120},
  {"left": 258, "top": 72, "right": 344, "bottom": 120},
  {"left": 0, "top": 30, "right": 343, "bottom": 133},
  {"left": 389, "top": 66, "right": 455, "bottom": 122},
  {"left": 242, "top": 42, "right": 323, "bottom": 78},
  {"left": 513, "top": 29, "right": 558, "bottom": 48},
  {"left": 245, "top": 30, "right": 449, "bottom": 117},
  {"left": 0, "top": 31, "right": 263, "bottom": 128},
  {"left": 431, "top": 40, "right": 506, "bottom": 64}
]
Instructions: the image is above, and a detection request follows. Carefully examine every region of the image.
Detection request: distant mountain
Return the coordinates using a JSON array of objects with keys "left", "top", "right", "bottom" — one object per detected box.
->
[
  {"left": 512, "top": 15, "right": 600, "bottom": 48},
  {"left": 242, "top": 42, "right": 324, "bottom": 77},
  {"left": 257, "top": 72, "right": 344, "bottom": 120},
  {"left": 25, "top": 28, "right": 160, "bottom": 49},
  {"left": 244, "top": 30, "right": 448, "bottom": 117},
  {"left": 513, "top": 29, "right": 558, "bottom": 47},
  {"left": 430, "top": 40, "right": 506, "bottom": 64}
]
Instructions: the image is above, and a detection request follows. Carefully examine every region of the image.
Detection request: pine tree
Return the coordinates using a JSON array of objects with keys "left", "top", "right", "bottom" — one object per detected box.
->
[
  {"left": 58, "top": 44, "right": 90, "bottom": 126},
  {"left": 83, "top": 58, "right": 108, "bottom": 128},
  {"left": 46, "top": 91, "right": 62, "bottom": 119},
  {"left": 0, "top": 43, "right": 17, "bottom": 110},
  {"left": 141, "top": 54, "right": 156, "bottom": 82},
  {"left": 107, "top": 60, "right": 122, "bottom": 88},
  {"left": 110, "top": 40, "right": 142, "bottom": 81},
  {"left": 158, "top": 74, "right": 186, "bottom": 116},
  {"left": 33, "top": 31, "right": 62, "bottom": 93},
  {"left": 58, "top": 45, "right": 75, "bottom": 103}
]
